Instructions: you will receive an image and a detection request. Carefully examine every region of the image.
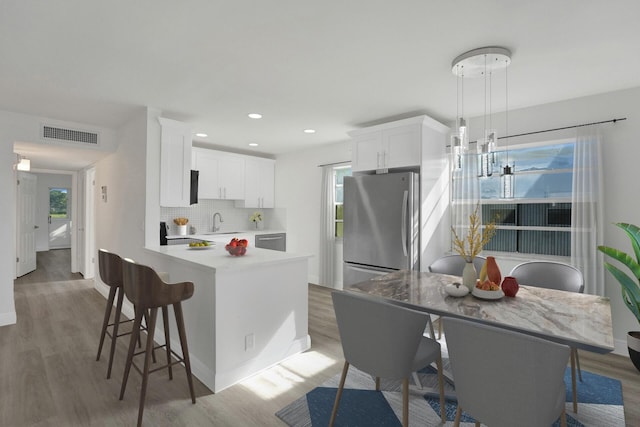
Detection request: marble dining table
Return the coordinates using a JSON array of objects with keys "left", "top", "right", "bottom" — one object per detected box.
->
[{"left": 346, "top": 269, "right": 614, "bottom": 354}]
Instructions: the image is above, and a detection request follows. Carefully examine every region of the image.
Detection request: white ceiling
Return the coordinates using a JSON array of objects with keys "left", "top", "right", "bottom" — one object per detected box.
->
[{"left": 4, "top": 1, "right": 640, "bottom": 170}]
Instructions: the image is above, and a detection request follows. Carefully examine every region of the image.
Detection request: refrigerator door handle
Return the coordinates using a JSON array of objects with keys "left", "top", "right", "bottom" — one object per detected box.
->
[{"left": 401, "top": 190, "right": 408, "bottom": 257}]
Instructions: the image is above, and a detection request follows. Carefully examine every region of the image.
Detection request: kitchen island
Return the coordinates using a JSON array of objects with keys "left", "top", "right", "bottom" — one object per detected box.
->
[{"left": 142, "top": 240, "right": 311, "bottom": 393}]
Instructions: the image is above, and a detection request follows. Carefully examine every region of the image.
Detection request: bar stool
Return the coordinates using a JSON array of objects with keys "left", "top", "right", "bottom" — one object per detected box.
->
[
  {"left": 119, "top": 257, "right": 196, "bottom": 427},
  {"left": 96, "top": 249, "right": 154, "bottom": 379}
]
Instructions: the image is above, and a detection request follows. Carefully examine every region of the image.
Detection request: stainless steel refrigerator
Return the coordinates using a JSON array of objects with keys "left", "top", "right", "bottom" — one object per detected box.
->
[{"left": 343, "top": 171, "right": 420, "bottom": 286}]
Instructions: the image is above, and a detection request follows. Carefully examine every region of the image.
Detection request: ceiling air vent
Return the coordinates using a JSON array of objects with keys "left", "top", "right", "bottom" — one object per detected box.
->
[{"left": 42, "top": 125, "right": 99, "bottom": 145}]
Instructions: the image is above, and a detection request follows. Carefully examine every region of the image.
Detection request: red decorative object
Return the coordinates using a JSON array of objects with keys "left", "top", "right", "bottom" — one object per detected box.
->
[
  {"left": 502, "top": 276, "right": 519, "bottom": 297},
  {"left": 486, "top": 256, "right": 502, "bottom": 285}
]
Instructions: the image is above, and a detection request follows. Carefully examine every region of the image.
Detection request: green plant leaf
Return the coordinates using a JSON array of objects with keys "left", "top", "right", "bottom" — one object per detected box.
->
[
  {"left": 598, "top": 245, "right": 640, "bottom": 280},
  {"left": 615, "top": 223, "right": 640, "bottom": 264},
  {"left": 603, "top": 262, "right": 640, "bottom": 323}
]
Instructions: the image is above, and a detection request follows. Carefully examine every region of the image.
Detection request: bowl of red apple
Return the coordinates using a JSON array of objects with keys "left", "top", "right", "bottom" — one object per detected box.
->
[{"left": 225, "top": 238, "right": 248, "bottom": 256}]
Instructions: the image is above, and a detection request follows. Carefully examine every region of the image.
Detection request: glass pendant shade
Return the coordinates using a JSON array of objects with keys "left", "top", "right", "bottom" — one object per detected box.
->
[
  {"left": 450, "top": 134, "right": 462, "bottom": 169},
  {"left": 501, "top": 164, "right": 514, "bottom": 198}
]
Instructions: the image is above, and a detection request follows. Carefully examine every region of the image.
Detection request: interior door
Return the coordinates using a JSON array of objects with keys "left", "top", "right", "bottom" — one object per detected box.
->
[
  {"left": 82, "top": 167, "right": 96, "bottom": 278},
  {"left": 16, "top": 172, "right": 37, "bottom": 277}
]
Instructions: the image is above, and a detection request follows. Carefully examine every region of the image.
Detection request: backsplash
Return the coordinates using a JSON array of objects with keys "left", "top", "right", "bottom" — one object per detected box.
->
[{"left": 160, "top": 199, "right": 285, "bottom": 235}]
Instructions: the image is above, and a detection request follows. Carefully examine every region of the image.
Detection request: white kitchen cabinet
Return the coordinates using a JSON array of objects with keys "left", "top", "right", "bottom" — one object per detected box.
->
[
  {"left": 349, "top": 116, "right": 428, "bottom": 172},
  {"left": 159, "top": 117, "right": 192, "bottom": 207},
  {"left": 235, "top": 157, "right": 275, "bottom": 209},
  {"left": 192, "top": 148, "right": 245, "bottom": 200}
]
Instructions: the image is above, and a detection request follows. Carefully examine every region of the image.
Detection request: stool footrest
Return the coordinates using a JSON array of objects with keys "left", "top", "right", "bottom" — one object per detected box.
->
[{"left": 131, "top": 344, "right": 186, "bottom": 377}]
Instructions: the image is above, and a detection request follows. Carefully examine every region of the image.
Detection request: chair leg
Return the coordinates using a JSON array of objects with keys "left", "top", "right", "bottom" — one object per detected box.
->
[
  {"left": 454, "top": 406, "right": 462, "bottom": 427},
  {"left": 570, "top": 348, "right": 578, "bottom": 413},
  {"left": 402, "top": 377, "right": 409, "bottom": 427},
  {"left": 436, "top": 353, "right": 446, "bottom": 423},
  {"left": 560, "top": 406, "right": 567, "bottom": 427},
  {"left": 412, "top": 372, "right": 422, "bottom": 389},
  {"left": 142, "top": 309, "right": 156, "bottom": 363},
  {"left": 174, "top": 302, "right": 195, "bottom": 403},
  {"left": 329, "top": 361, "right": 349, "bottom": 427},
  {"left": 375, "top": 376, "right": 381, "bottom": 391},
  {"left": 96, "top": 286, "right": 117, "bottom": 362},
  {"left": 426, "top": 316, "right": 436, "bottom": 339},
  {"left": 574, "top": 347, "right": 583, "bottom": 381},
  {"left": 438, "top": 318, "right": 442, "bottom": 340},
  {"left": 136, "top": 307, "right": 158, "bottom": 427},
  {"left": 162, "top": 305, "right": 173, "bottom": 380},
  {"left": 106, "top": 286, "right": 125, "bottom": 379},
  {"left": 119, "top": 308, "right": 144, "bottom": 400}
]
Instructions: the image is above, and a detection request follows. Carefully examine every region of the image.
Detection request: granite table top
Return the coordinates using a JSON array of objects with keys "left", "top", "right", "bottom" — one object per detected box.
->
[{"left": 346, "top": 270, "right": 614, "bottom": 354}]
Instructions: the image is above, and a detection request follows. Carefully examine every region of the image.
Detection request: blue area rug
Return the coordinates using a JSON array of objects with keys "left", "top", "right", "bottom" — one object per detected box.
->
[{"left": 276, "top": 363, "right": 625, "bottom": 426}]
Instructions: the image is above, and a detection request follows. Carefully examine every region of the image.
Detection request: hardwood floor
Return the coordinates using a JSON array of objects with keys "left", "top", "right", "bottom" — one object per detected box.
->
[
  {"left": 14, "top": 248, "right": 83, "bottom": 285},
  {"left": 3, "top": 250, "right": 639, "bottom": 426}
]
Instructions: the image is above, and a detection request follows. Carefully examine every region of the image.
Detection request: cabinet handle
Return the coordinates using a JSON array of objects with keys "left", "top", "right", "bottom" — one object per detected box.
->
[
  {"left": 382, "top": 150, "right": 387, "bottom": 167},
  {"left": 219, "top": 188, "right": 222, "bottom": 199}
]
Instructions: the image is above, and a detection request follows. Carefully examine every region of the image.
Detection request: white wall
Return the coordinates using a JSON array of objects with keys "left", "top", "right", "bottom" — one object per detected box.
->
[{"left": 275, "top": 141, "right": 351, "bottom": 285}]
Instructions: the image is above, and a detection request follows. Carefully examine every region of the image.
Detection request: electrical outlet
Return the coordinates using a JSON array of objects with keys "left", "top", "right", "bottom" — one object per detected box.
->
[{"left": 245, "top": 333, "right": 255, "bottom": 351}]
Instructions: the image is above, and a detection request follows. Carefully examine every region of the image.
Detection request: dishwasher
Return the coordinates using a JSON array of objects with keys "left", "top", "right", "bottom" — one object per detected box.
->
[{"left": 255, "top": 233, "right": 286, "bottom": 252}]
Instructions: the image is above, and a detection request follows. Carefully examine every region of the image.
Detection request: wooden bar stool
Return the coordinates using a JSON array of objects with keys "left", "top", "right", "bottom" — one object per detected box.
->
[
  {"left": 119, "top": 258, "right": 196, "bottom": 427},
  {"left": 96, "top": 249, "right": 155, "bottom": 379}
]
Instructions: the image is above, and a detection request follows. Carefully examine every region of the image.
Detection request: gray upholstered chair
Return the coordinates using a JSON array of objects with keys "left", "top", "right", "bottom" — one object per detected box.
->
[
  {"left": 509, "top": 260, "right": 584, "bottom": 413},
  {"left": 428, "top": 255, "right": 487, "bottom": 338},
  {"left": 443, "top": 317, "right": 570, "bottom": 427},
  {"left": 330, "top": 291, "right": 446, "bottom": 427},
  {"left": 428, "top": 254, "right": 487, "bottom": 278}
]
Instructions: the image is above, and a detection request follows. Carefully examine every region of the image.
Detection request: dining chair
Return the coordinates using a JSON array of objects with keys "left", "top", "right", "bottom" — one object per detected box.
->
[
  {"left": 443, "top": 317, "right": 570, "bottom": 427},
  {"left": 509, "top": 260, "right": 584, "bottom": 413},
  {"left": 119, "top": 258, "right": 196, "bottom": 427},
  {"left": 330, "top": 291, "right": 446, "bottom": 427},
  {"left": 428, "top": 255, "right": 486, "bottom": 338}
]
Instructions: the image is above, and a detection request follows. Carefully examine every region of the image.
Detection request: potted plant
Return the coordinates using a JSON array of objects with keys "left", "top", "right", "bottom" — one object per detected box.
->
[
  {"left": 249, "top": 211, "right": 263, "bottom": 230},
  {"left": 598, "top": 222, "right": 640, "bottom": 372}
]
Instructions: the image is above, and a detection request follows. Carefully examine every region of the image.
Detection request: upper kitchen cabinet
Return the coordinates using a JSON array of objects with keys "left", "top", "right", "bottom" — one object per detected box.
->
[
  {"left": 235, "top": 157, "right": 275, "bottom": 209},
  {"left": 349, "top": 115, "right": 449, "bottom": 173},
  {"left": 192, "top": 148, "right": 245, "bottom": 200},
  {"left": 159, "top": 117, "right": 192, "bottom": 207}
]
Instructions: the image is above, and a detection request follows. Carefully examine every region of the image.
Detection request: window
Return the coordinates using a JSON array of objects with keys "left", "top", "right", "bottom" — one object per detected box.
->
[
  {"left": 453, "top": 141, "right": 574, "bottom": 256},
  {"left": 334, "top": 166, "right": 351, "bottom": 238},
  {"left": 49, "top": 188, "right": 69, "bottom": 219}
]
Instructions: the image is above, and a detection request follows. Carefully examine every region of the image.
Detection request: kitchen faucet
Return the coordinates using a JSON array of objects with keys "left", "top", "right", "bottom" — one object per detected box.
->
[{"left": 212, "top": 212, "right": 223, "bottom": 232}]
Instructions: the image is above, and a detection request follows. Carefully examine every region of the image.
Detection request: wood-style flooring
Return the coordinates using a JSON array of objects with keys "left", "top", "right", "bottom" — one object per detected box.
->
[{"left": 2, "top": 249, "right": 639, "bottom": 426}]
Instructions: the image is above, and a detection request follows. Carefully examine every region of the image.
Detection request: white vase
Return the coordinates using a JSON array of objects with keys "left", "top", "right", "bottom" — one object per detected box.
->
[
  {"left": 462, "top": 261, "right": 477, "bottom": 291},
  {"left": 177, "top": 225, "right": 187, "bottom": 236}
]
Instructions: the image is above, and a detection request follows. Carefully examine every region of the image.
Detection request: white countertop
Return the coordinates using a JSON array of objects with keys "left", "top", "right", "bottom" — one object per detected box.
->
[
  {"left": 166, "top": 228, "right": 285, "bottom": 241},
  {"left": 146, "top": 241, "right": 310, "bottom": 272}
]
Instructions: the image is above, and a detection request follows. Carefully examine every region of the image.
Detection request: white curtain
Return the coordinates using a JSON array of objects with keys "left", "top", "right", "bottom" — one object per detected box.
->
[
  {"left": 571, "top": 125, "right": 604, "bottom": 296},
  {"left": 451, "top": 148, "right": 481, "bottom": 257},
  {"left": 318, "top": 166, "right": 335, "bottom": 286}
]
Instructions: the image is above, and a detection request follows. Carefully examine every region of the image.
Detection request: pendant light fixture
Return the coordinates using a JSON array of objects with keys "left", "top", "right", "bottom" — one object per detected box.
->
[
  {"left": 501, "top": 60, "right": 514, "bottom": 198},
  {"left": 451, "top": 47, "right": 511, "bottom": 178}
]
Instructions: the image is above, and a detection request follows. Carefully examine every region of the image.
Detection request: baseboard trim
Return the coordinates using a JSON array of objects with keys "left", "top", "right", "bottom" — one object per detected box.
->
[{"left": 0, "top": 311, "right": 17, "bottom": 327}]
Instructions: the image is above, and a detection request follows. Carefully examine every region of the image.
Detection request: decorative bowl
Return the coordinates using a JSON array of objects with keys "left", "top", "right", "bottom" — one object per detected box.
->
[
  {"left": 444, "top": 282, "right": 470, "bottom": 297},
  {"left": 225, "top": 244, "right": 247, "bottom": 256},
  {"left": 472, "top": 287, "right": 504, "bottom": 300}
]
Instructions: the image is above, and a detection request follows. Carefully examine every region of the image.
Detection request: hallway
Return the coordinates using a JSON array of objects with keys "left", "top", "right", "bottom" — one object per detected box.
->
[{"left": 14, "top": 249, "right": 83, "bottom": 285}]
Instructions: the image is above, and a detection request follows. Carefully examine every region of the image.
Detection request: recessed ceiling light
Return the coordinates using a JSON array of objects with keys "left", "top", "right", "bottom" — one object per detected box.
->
[
  {"left": 248, "top": 113, "right": 263, "bottom": 119},
  {"left": 304, "top": 129, "right": 316, "bottom": 134},
  {"left": 195, "top": 133, "right": 208, "bottom": 138},
  {"left": 248, "top": 143, "right": 259, "bottom": 147}
]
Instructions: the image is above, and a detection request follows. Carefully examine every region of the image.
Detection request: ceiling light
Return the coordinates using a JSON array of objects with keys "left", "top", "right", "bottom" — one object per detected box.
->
[
  {"left": 248, "top": 113, "right": 262, "bottom": 119},
  {"left": 248, "top": 143, "right": 259, "bottom": 147},
  {"left": 451, "top": 46, "right": 512, "bottom": 191},
  {"left": 17, "top": 156, "right": 31, "bottom": 171},
  {"left": 304, "top": 129, "right": 316, "bottom": 134},
  {"left": 195, "top": 133, "right": 208, "bottom": 138}
]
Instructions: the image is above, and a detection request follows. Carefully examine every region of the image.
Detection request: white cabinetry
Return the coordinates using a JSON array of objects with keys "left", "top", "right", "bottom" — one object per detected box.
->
[
  {"left": 349, "top": 116, "right": 433, "bottom": 172},
  {"left": 159, "top": 117, "right": 192, "bottom": 207},
  {"left": 235, "top": 157, "right": 275, "bottom": 208},
  {"left": 192, "top": 148, "right": 245, "bottom": 200}
]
